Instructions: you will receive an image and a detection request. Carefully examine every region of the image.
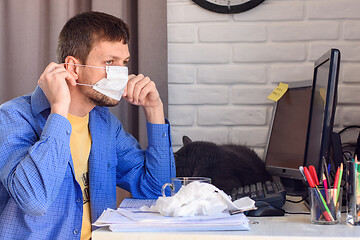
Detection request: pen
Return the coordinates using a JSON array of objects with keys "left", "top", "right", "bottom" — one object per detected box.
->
[
  {"left": 323, "top": 157, "right": 330, "bottom": 187},
  {"left": 309, "top": 165, "right": 319, "bottom": 186},
  {"left": 323, "top": 173, "right": 329, "bottom": 203},
  {"left": 303, "top": 166, "right": 334, "bottom": 221},
  {"left": 303, "top": 166, "right": 315, "bottom": 188}
]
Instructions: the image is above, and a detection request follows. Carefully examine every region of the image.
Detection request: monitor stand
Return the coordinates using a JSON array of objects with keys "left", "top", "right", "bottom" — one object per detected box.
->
[{"left": 280, "top": 177, "right": 307, "bottom": 196}]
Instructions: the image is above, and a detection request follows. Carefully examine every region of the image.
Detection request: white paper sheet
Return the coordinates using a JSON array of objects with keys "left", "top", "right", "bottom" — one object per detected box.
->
[{"left": 93, "top": 199, "right": 250, "bottom": 232}]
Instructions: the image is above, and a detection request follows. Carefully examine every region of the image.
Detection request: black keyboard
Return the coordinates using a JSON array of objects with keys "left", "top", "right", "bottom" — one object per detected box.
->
[{"left": 231, "top": 177, "right": 286, "bottom": 209}]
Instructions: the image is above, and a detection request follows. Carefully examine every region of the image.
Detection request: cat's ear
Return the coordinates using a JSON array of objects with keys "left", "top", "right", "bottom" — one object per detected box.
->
[{"left": 182, "top": 135, "right": 192, "bottom": 146}]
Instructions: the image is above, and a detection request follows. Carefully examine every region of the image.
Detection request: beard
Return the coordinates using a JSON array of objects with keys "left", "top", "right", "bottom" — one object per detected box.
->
[
  {"left": 85, "top": 88, "right": 119, "bottom": 107},
  {"left": 77, "top": 69, "right": 120, "bottom": 107}
]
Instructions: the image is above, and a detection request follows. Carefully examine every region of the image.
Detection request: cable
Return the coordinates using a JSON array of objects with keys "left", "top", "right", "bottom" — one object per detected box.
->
[
  {"left": 286, "top": 196, "right": 308, "bottom": 204},
  {"left": 285, "top": 211, "right": 310, "bottom": 215},
  {"left": 338, "top": 125, "right": 360, "bottom": 135}
]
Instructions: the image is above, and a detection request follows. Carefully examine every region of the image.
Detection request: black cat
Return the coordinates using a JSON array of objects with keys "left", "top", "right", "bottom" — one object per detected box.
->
[{"left": 174, "top": 136, "right": 273, "bottom": 195}]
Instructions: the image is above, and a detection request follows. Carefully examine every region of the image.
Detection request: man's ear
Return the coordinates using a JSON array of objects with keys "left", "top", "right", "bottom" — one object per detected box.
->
[{"left": 64, "top": 56, "right": 80, "bottom": 79}]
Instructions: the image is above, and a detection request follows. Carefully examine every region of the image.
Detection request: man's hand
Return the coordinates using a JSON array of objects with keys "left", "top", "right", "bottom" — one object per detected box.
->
[
  {"left": 123, "top": 74, "right": 165, "bottom": 124},
  {"left": 38, "top": 62, "right": 77, "bottom": 118}
]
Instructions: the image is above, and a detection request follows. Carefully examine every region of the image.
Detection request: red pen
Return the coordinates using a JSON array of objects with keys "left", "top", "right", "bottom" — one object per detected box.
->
[
  {"left": 303, "top": 166, "right": 315, "bottom": 188},
  {"left": 309, "top": 165, "right": 320, "bottom": 186}
]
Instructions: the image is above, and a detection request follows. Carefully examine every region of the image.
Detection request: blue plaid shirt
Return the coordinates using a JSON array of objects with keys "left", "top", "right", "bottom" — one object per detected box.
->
[{"left": 0, "top": 86, "right": 175, "bottom": 239}]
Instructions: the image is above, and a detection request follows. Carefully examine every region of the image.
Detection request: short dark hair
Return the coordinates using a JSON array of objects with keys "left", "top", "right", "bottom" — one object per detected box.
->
[{"left": 57, "top": 11, "right": 130, "bottom": 63}]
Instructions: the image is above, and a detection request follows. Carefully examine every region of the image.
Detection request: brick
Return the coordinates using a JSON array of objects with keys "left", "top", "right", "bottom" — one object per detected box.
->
[
  {"left": 233, "top": 43, "right": 306, "bottom": 62},
  {"left": 168, "top": 65, "right": 196, "bottom": 84},
  {"left": 167, "top": 4, "right": 229, "bottom": 23},
  {"left": 342, "top": 64, "right": 360, "bottom": 83},
  {"left": 197, "top": 106, "right": 267, "bottom": 126},
  {"left": 270, "top": 63, "right": 313, "bottom": 83},
  {"left": 198, "top": 65, "right": 267, "bottom": 84},
  {"left": 229, "top": 127, "right": 269, "bottom": 147},
  {"left": 171, "top": 127, "right": 229, "bottom": 147},
  {"left": 199, "top": 24, "right": 266, "bottom": 42},
  {"left": 308, "top": 0, "right": 360, "bottom": 19},
  {"left": 168, "top": 84, "right": 228, "bottom": 105},
  {"left": 342, "top": 107, "right": 360, "bottom": 126},
  {"left": 168, "top": 24, "right": 196, "bottom": 43},
  {"left": 233, "top": 1, "right": 304, "bottom": 21},
  {"left": 168, "top": 106, "right": 194, "bottom": 126},
  {"left": 333, "top": 108, "right": 342, "bottom": 127},
  {"left": 338, "top": 86, "right": 360, "bottom": 104},
  {"left": 344, "top": 21, "right": 360, "bottom": 40},
  {"left": 232, "top": 87, "right": 274, "bottom": 105},
  {"left": 168, "top": 44, "right": 230, "bottom": 63},
  {"left": 309, "top": 43, "right": 360, "bottom": 61},
  {"left": 270, "top": 22, "right": 339, "bottom": 42}
]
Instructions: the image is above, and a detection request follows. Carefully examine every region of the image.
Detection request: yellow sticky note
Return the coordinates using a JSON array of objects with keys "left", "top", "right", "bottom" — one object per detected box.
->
[{"left": 267, "top": 83, "right": 289, "bottom": 102}]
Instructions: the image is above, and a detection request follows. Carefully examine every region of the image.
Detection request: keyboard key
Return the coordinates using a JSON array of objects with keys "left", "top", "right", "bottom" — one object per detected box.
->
[{"left": 230, "top": 178, "right": 286, "bottom": 209}]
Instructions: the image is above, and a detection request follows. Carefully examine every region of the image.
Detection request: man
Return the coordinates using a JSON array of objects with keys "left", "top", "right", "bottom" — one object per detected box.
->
[{"left": 0, "top": 11, "right": 175, "bottom": 239}]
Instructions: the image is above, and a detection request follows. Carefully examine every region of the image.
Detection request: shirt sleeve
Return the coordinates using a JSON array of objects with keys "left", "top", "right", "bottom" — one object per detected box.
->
[
  {"left": 0, "top": 110, "right": 72, "bottom": 216},
  {"left": 115, "top": 119, "right": 176, "bottom": 199}
]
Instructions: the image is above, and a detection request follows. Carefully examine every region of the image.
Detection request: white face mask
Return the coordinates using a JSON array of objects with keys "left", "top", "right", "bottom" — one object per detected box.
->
[{"left": 66, "top": 63, "right": 128, "bottom": 101}]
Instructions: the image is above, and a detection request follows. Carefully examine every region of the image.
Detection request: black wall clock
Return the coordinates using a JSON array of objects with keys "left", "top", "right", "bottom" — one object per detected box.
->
[{"left": 192, "top": 0, "right": 266, "bottom": 14}]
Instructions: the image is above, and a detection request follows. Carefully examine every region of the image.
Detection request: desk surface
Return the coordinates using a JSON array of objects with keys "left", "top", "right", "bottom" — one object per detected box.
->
[{"left": 92, "top": 197, "right": 360, "bottom": 240}]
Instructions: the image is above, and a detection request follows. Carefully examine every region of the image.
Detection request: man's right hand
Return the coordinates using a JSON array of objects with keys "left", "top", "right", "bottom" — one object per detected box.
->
[{"left": 38, "top": 62, "right": 77, "bottom": 117}]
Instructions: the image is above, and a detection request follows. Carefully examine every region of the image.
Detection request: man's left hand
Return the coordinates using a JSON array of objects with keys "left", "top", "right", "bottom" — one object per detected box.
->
[{"left": 123, "top": 74, "right": 165, "bottom": 124}]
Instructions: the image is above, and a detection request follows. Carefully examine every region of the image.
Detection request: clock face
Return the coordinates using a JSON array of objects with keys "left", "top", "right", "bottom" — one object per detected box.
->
[{"left": 192, "top": 0, "right": 266, "bottom": 14}]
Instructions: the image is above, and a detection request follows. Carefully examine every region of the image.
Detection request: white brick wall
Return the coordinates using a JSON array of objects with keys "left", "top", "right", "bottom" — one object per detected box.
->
[{"left": 167, "top": 0, "right": 360, "bottom": 155}]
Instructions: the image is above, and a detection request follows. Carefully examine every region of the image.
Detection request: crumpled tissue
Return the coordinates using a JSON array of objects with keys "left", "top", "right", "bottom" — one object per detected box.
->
[{"left": 141, "top": 181, "right": 255, "bottom": 217}]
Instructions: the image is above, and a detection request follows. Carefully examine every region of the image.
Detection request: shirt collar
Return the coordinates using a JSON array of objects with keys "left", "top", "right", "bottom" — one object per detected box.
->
[
  {"left": 30, "top": 85, "right": 109, "bottom": 117},
  {"left": 31, "top": 85, "right": 51, "bottom": 116}
]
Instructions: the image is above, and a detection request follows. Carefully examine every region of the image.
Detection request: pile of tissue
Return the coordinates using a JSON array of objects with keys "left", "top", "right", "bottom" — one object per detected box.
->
[{"left": 141, "top": 181, "right": 255, "bottom": 217}]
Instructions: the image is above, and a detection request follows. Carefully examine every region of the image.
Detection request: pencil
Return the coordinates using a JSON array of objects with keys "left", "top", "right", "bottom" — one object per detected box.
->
[
  {"left": 315, "top": 186, "right": 335, "bottom": 221},
  {"left": 333, "top": 166, "right": 340, "bottom": 202},
  {"left": 336, "top": 163, "right": 343, "bottom": 204}
]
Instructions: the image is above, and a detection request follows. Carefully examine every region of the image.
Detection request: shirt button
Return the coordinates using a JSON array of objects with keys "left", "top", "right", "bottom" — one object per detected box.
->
[
  {"left": 73, "top": 229, "right": 79, "bottom": 235},
  {"left": 66, "top": 130, "right": 70, "bottom": 135},
  {"left": 76, "top": 198, "right": 81, "bottom": 203},
  {"left": 162, "top": 133, "right": 167, "bottom": 137}
]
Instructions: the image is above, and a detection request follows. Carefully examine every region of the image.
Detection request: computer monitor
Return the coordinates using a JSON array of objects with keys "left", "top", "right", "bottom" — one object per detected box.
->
[
  {"left": 264, "top": 49, "right": 341, "bottom": 192},
  {"left": 304, "top": 49, "right": 341, "bottom": 180},
  {"left": 264, "top": 81, "right": 313, "bottom": 181}
]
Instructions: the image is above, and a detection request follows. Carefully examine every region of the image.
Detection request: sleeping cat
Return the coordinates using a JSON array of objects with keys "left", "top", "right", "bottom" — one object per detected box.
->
[{"left": 174, "top": 136, "right": 273, "bottom": 195}]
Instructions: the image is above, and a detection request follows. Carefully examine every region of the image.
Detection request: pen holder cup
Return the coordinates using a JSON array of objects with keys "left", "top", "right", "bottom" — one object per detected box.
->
[
  {"left": 309, "top": 187, "right": 342, "bottom": 225},
  {"left": 346, "top": 161, "right": 360, "bottom": 225},
  {"left": 161, "top": 177, "right": 211, "bottom": 197}
]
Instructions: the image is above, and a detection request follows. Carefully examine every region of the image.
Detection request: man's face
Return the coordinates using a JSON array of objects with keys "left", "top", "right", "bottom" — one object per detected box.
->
[{"left": 77, "top": 40, "right": 130, "bottom": 107}]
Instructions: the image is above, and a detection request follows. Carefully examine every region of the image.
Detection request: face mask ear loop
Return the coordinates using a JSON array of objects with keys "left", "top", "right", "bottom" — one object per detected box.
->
[
  {"left": 76, "top": 83, "right": 94, "bottom": 87},
  {"left": 63, "top": 62, "right": 106, "bottom": 70},
  {"left": 62, "top": 63, "right": 106, "bottom": 87}
]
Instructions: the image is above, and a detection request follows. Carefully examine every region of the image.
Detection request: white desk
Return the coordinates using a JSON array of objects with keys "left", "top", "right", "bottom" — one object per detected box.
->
[{"left": 92, "top": 197, "right": 360, "bottom": 240}]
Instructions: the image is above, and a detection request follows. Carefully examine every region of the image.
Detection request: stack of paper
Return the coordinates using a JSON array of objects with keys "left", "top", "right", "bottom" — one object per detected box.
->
[{"left": 93, "top": 199, "right": 250, "bottom": 232}]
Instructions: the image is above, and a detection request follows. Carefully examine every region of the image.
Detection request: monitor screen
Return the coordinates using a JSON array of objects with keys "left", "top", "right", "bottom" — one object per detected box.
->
[
  {"left": 264, "top": 81, "right": 312, "bottom": 180},
  {"left": 304, "top": 49, "right": 340, "bottom": 180},
  {"left": 264, "top": 49, "right": 341, "bottom": 184}
]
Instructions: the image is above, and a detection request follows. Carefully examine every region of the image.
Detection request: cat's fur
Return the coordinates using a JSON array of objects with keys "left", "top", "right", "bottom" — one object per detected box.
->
[{"left": 174, "top": 136, "right": 272, "bottom": 195}]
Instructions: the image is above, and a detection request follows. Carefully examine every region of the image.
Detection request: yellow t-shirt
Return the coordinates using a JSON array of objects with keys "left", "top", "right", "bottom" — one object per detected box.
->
[{"left": 68, "top": 113, "right": 92, "bottom": 240}]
